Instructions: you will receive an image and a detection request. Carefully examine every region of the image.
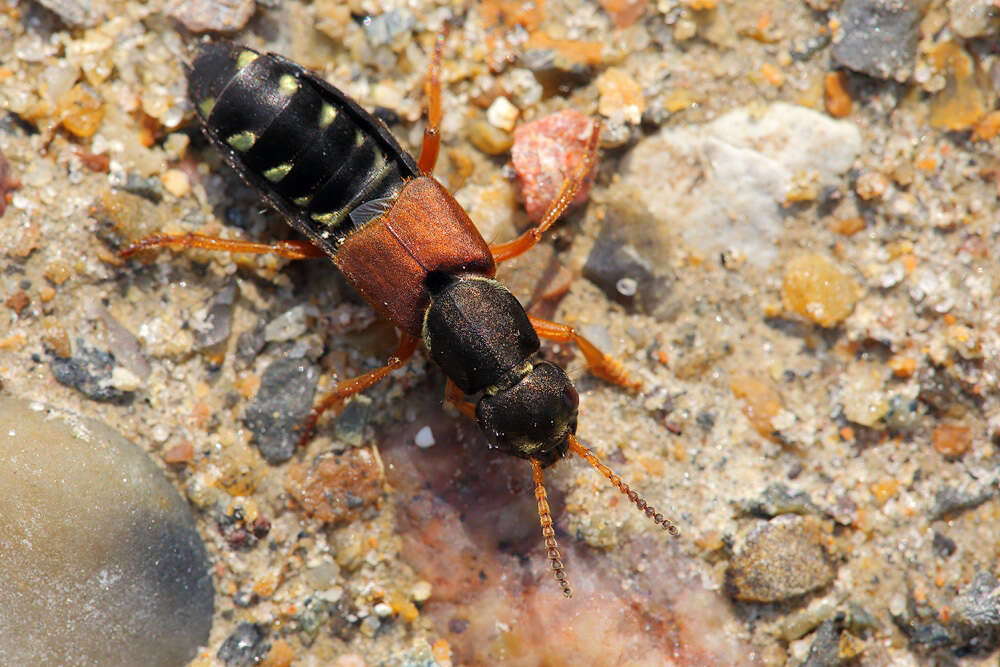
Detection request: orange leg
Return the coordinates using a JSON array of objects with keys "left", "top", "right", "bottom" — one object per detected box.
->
[
  {"left": 529, "top": 315, "right": 639, "bottom": 390},
  {"left": 444, "top": 379, "right": 476, "bottom": 420},
  {"left": 490, "top": 121, "right": 600, "bottom": 264},
  {"left": 297, "top": 333, "right": 419, "bottom": 447},
  {"left": 416, "top": 30, "right": 446, "bottom": 175},
  {"left": 119, "top": 233, "right": 325, "bottom": 260}
]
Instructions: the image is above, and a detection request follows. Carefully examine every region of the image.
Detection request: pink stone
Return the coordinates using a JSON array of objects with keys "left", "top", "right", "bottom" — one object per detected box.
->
[{"left": 511, "top": 110, "right": 599, "bottom": 222}]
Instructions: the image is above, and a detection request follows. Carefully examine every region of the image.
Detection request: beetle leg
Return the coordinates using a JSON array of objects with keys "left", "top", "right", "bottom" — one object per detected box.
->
[
  {"left": 444, "top": 379, "right": 476, "bottom": 420},
  {"left": 529, "top": 315, "right": 640, "bottom": 390},
  {"left": 490, "top": 121, "right": 600, "bottom": 264},
  {"left": 416, "top": 30, "right": 446, "bottom": 175},
  {"left": 119, "top": 233, "right": 325, "bottom": 260},
  {"left": 297, "top": 333, "right": 419, "bottom": 447}
]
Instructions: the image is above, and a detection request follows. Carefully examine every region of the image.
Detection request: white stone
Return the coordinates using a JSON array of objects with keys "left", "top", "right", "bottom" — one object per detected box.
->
[{"left": 622, "top": 103, "right": 862, "bottom": 267}]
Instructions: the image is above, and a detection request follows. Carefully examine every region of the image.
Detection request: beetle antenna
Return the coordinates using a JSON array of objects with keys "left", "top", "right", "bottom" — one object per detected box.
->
[
  {"left": 567, "top": 434, "right": 680, "bottom": 537},
  {"left": 530, "top": 459, "right": 573, "bottom": 598}
]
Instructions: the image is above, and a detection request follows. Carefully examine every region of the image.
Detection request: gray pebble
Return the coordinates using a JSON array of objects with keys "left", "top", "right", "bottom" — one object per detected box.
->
[
  {"left": 34, "top": 0, "right": 106, "bottom": 27},
  {"left": 335, "top": 395, "right": 373, "bottom": 447},
  {"left": 802, "top": 618, "right": 841, "bottom": 667},
  {"left": 361, "top": 9, "right": 416, "bottom": 47},
  {"left": 243, "top": 357, "right": 319, "bottom": 464},
  {"left": 0, "top": 397, "right": 214, "bottom": 666},
  {"left": 217, "top": 623, "right": 270, "bottom": 667},
  {"left": 583, "top": 220, "right": 672, "bottom": 315},
  {"left": 50, "top": 339, "right": 134, "bottom": 404},
  {"left": 952, "top": 571, "right": 1000, "bottom": 653},
  {"left": 930, "top": 484, "right": 995, "bottom": 520},
  {"left": 832, "top": 0, "right": 925, "bottom": 81},
  {"left": 195, "top": 283, "right": 237, "bottom": 350}
]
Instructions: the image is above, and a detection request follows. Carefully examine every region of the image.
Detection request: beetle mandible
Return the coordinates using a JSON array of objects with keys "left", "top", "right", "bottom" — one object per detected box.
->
[{"left": 122, "top": 35, "right": 679, "bottom": 597}]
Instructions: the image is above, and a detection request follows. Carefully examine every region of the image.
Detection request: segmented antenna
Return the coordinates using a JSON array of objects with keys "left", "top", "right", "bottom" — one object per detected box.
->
[
  {"left": 530, "top": 459, "right": 573, "bottom": 598},
  {"left": 567, "top": 434, "right": 680, "bottom": 537}
]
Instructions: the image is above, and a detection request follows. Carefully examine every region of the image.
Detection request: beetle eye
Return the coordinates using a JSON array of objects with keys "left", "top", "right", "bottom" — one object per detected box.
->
[{"left": 562, "top": 384, "right": 579, "bottom": 412}]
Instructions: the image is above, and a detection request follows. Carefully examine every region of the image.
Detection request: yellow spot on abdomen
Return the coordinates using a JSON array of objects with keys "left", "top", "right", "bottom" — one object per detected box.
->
[
  {"left": 278, "top": 74, "right": 299, "bottom": 97},
  {"left": 264, "top": 163, "right": 293, "bottom": 182},
  {"left": 236, "top": 50, "right": 259, "bottom": 70},
  {"left": 198, "top": 97, "right": 216, "bottom": 117},
  {"left": 293, "top": 195, "right": 311, "bottom": 207},
  {"left": 319, "top": 103, "right": 338, "bottom": 128},
  {"left": 226, "top": 131, "right": 258, "bottom": 151},
  {"left": 311, "top": 212, "right": 335, "bottom": 224}
]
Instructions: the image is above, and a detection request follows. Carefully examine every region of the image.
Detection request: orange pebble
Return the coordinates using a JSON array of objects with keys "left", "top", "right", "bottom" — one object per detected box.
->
[{"left": 824, "top": 71, "right": 851, "bottom": 118}]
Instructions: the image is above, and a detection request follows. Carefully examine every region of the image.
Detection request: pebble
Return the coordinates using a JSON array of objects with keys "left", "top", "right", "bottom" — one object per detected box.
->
[
  {"left": 932, "top": 422, "right": 972, "bottom": 458},
  {"left": 596, "top": 67, "right": 645, "bottom": 125},
  {"left": 360, "top": 9, "right": 416, "bottom": 47},
  {"left": 735, "top": 483, "right": 820, "bottom": 519},
  {"left": 0, "top": 398, "right": 214, "bottom": 665},
  {"left": 34, "top": 0, "right": 107, "bottom": 26},
  {"left": 195, "top": 283, "right": 237, "bottom": 351},
  {"left": 170, "top": 0, "right": 256, "bottom": 33},
  {"left": 801, "top": 618, "right": 840, "bottom": 667},
  {"left": 486, "top": 96, "right": 519, "bottom": 132},
  {"left": 285, "top": 449, "right": 383, "bottom": 524},
  {"left": 781, "top": 253, "right": 860, "bottom": 328},
  {"left": 926, "top": 40, "right": 989, "bottom": 131},
  {"left": 724, "top": 515, "right": 835, "bottom": 602},
  {"left": 948, "top": 0, "right": 1000, "bottom": 37},
  {"left": 411, "top": 580, "right": 433, "bottom": 603},
  {"left": 160, "top": 168, "right": 190, "bottom": 197},
  {"left": 832, "top": 0, "right": 923, "bottom": 81},
  {"left": 217, "top": 623, "right": 270, "bottom": 667},
  {"left": 335, "top": 395, "right": 373, "bottom": 447},
  {"left": 622, "top": 103, "right": 861, "bottom": 267},
  {"left": 823, "top": 71, "right": 852, "bottom": 118},
  {"left": 582, "top": 211, "right": 672, "bottom": 315},
  {"left": 57, "top": 83, "right": 105, "bottom": 138},
  {"left": 510, "top": 110, "right": 599, "bottom": 222},
  {"left": 466, "top": 119, "right": 513, "bottom": 155},
  {"left": 951, "top": 571, "right": 1000, "bottom": 653},
  {"left": 414, "top": 425, "right": 436, "bottom": 448},
  {"left": 930, "top": 483, "right": 995, "bottom": 520},
  {"left": 264, "top": 304, "right": 318, "bottom": 343},
  {"left": 50, "top": 340, "right": 135, "bottom": 404},
  {"left": 243, "top": 358, "right": 319, "bottom": 464}
]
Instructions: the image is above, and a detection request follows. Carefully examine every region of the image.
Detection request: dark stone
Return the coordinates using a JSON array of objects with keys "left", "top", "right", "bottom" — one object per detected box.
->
[
  {"left": 932, "top": 531, "right": 957, "bottom": 558},
  {"left": 49, "top": 340, "right": 133, "bottom": 404},
  {"left": 832, "top": 0, "right": 925, "bottom": 81},
  {"left": 196, "top": 282, "right": 237, "bottom": 350},
  {"left": 118, "top": 172, "right": 163, "bottom": 203},
  {"left": 735, "top": 483, "right": 820, "bottom": 519},
  {"left": 235, "top": 323, "right": 267, "bottom": 367},
  {"left": 334, "top": 395, "right": 373, "bottom": 447},
  {"left": 952, "top": 571, "right": 1000, "bottom": 654},
  {"left": 217, "top": 623, "right": 270, "bottom": 667},
  {"left": 243, "top": 357, "right": 319, "bottom": 464},
  {"left": 930, "top": 484, "right": 995, "bottom": 520},
  {"left": 583, "top": 231, "right": 671, "bottom": 314},
  {"left": 801, "top": 618, "right": 840, "bottom": 667}
]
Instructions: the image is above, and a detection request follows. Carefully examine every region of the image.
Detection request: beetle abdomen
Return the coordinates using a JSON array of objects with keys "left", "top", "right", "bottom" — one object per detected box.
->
[{"left": 188, "top": 42, "right": 420, "bottom": 254}]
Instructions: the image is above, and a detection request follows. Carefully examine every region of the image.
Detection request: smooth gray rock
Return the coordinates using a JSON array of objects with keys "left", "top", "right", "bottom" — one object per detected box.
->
[{"left": 0, "top": 397, "right": 214, "bottom": 666}]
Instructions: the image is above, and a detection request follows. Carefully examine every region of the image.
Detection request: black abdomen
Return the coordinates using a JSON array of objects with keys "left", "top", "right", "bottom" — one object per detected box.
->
[{"left": 188, "top": 42, "right": 420, "bottom": 254}]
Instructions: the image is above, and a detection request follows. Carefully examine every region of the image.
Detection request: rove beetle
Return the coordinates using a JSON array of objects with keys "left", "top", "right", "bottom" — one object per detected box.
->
[{"left": 122, "top": 36, "right": 679, "bottom": 598}]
